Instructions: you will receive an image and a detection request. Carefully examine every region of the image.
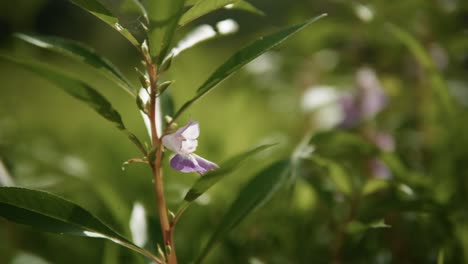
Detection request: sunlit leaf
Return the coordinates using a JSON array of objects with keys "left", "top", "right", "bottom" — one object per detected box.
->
[
  {"left": 16, "top": 34, "right": 136, "bottom": 97},
  {"left": 0, "top": 55, "right": 146, "bottom": 155},
  {"left": 0, "top": 187, "right": 162, "bottom": 263},
  {"left": 169, "top": 19, "right": 239, "bottom": 59},
  {"left": 195, "top": 160, "right": 291, "bottom": 263},
  {"left": 224, "top": 1, "right": 265, "bottom": 16},
  {"left": 172, "top": 14, "right": 327, "bottom": 122},
  {"left": 180, "top": 0, "right": 234, "bottom": 26},
  {"left": 68, "top": 0, "right": 140, "bottom": 46},
  {"left": 184, "top": 143, "right": 276, "bottom": 202},
  {"left": 0, "top": 160, "right": 14, "bottom": 187},
  {"left": 181, "top": 0, "right": 262, "bottom": 26},
  {"left": 129, "top": 202, "right": 148, "bottom": 247}
]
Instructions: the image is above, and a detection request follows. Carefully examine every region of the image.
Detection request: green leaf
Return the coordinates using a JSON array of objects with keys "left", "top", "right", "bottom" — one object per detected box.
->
[
  {"left": 0, "top": 187, "right": 162, "bottom": 263},
  {"left": 172, "top": 14, "right": 327, "bottom": 122},
  {"left": 68, "top": 0, "right": 140, "bottom": 46},
  {"left": 387, "top": 24, "right": 454, "bottom": 116},
  {"left": 184, "top": 0, "right": 200, "bottom": 6},
  {"left": 196, "top": 160, "right": 291, "bottom": 263},
  {"left": 180, "top": 0, "right": 234, "bottom": 26},
  {"left": 161, "top": 90, "right": 175, "bottom": 120},
  {"left": 181, "top": 0, "right": 264, "bottom": 26},
  {"left": 362, "top": 178, "right": 389, "bottom": 196},
  {"left": 310, "top": 156, "right": 353, "bottom": 195},
  {"left": 97, "top": 0, "right": 148, "bottom": 44},
  {"left": 346, "top": 219, "right": 391, "bottom": 234},
  {"left": 224, "top": 1, "right": 265, "bottom": 16},
  {"left": 0, "top": 55, "right": 146, "bottom": 155},
  {"left": 16, "top": 34, "right": 136, "bottom": 97},
  {"left": 184, "top": 143, "right": 276, "bottom": 202},
  {"left": 146, "top": 0, "right": 186, "bottom": 62}
]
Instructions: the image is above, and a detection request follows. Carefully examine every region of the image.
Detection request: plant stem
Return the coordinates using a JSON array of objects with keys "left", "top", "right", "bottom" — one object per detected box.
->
[{"left": 146, "top": 55, "right": 178, "bottom": 264}]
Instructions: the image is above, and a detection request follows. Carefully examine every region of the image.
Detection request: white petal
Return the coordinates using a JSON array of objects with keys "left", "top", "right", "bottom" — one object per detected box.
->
[
  {"left": 181, "top": 138, "right": 198, "bottom": 153},
  {"left": 162, "top": 133, "right": 183, "bottom": 152},
  {"left": 179, "top": 120, "right": 200, "bottom": 140}
]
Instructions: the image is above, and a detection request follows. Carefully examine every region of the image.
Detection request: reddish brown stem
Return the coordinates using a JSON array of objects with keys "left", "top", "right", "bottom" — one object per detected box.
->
[{"left": 146, "top": 54, "right": 177, "bottom": 264}]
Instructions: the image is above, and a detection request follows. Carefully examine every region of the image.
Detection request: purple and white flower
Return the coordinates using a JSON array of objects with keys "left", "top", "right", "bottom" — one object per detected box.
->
[{"left": 162, "top": 120, "right": 218, "bottom": 174}]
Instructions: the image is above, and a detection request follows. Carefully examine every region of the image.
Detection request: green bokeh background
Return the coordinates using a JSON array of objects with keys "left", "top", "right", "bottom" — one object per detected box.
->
[{"left": 1, "top": 0, "right": 468, "bottom": 263}]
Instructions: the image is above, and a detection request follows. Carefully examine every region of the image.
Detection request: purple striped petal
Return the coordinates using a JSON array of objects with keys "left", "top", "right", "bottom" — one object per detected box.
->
[
  {"left": 170, "top": 154, "right": 199, "bottom": 173},
  {"left": 193, "top": 154, "right": 219, "bottom": 174},
  {"left": 170, "top": 154, "right": 218, "bottom": 174}
]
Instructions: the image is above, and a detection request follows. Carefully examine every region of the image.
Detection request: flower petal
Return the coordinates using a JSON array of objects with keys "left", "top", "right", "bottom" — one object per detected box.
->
[
  {"left": 169, "top": 154, "right": 218, "bottom": 174},
  {"left": 179, "top": 120, "right": 199, "bottom": 140},
  {"left": 170, "top": 154, "right": 200, "bottom": 173},
  {"left": 193, "top": 154, "right": 219, "bottom": 174},
  {"left": 181, "top": 138, "right": 198, "bottom": 153},
  {"left": 162, "top": 133, "right": 183, "bottom": 153}
]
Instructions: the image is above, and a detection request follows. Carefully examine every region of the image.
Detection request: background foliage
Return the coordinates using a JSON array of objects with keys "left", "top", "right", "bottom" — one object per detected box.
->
[{"left": 1, "top": 0, "right": 468, "bottom": 263}]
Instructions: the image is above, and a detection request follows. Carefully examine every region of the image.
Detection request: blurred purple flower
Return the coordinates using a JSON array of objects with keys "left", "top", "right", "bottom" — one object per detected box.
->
[
  {"left": 373, "top": 132, "right": 395, "bottom": 152},
  {"left": 358, "top": 68, "right": 387, "bottom": 119},
  {"left": 339, "top": 67, "right": 387, "bottom": 127},
  {"left": 338, "top": 93, "right": 360, "bottom": 128},
  {"left": 368, "top": 132, "right": 395, "bottom": 179},
  {"left": 162, "top": 120, "right": 218, "bottom": 174},
  {"left": 369, "top": 158, "right": 391, "bottom": 179}
]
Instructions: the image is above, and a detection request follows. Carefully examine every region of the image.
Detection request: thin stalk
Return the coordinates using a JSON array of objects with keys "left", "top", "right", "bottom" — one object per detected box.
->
[{"left": 145, "top": 53, "right": 178, "bottom": 264}]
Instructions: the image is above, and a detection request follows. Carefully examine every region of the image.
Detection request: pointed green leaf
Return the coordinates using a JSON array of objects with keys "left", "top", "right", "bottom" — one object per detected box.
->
[
  {"left": 96, "top": 0, "right": 148, "bottom": 44},
  {"left": 0, "top": 55, "right": 146, "bottom": 155},
  {"left": 0, "top": 187, "right": 162, "bottom": 263},
  {"left": 196, "top": 160, "right": 291, "bottom": 263},
  {"left": 68, "top": 0, "right": 140, "bottom": 46},
  {"left": 16, "top": 34, "right": 136, "bottom": 97},
  {"left": 172, "top": 14, "right": 327, "bottom": 121},
  {"left": 146, "top": 0, "right": 186, "bottom": 62},
  {"left": 184, "top": 143, "right": 276, "bottom": 202},
  {"left": 180, "top": 0, "right": 235, "bottom": 26},
  {"left": 224, "top": 1, "right": 265, "bottom": 16}
]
